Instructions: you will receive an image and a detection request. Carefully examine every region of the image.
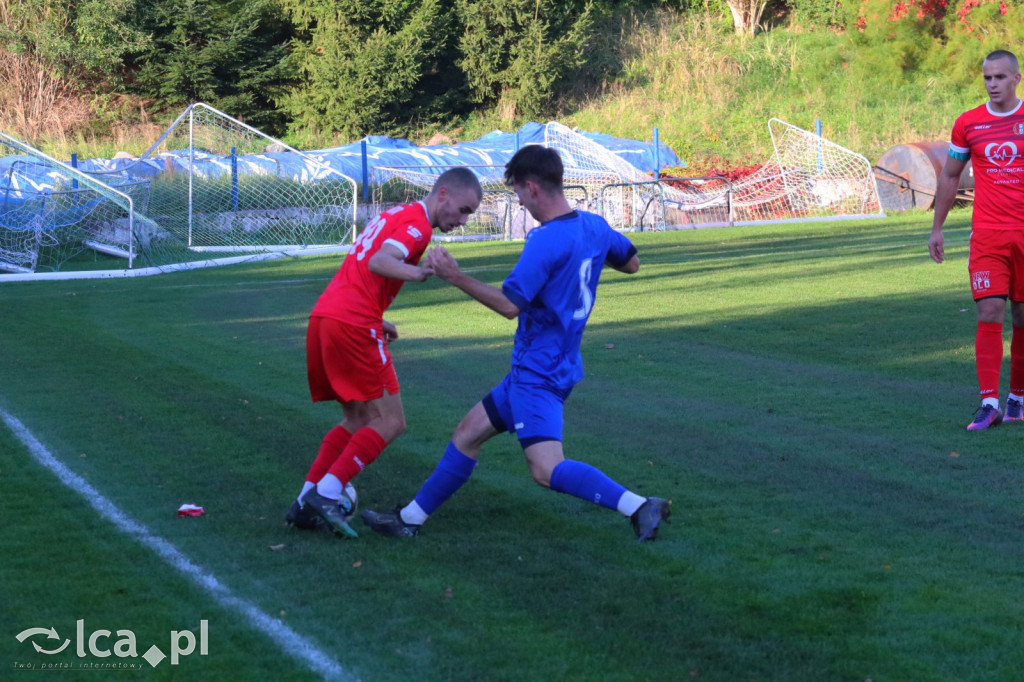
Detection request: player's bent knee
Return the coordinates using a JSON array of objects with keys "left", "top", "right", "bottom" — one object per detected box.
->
[
  {"left": 451, "top": 408, "right": 495, "bottom": 452},
  {"left": 527, "top": 461, "right": 554, "bottom": 488},
  {"left": 386, "top": 418, "right": 407, "bottom": 442},
  {"left": 371, "top": 414, "right": 406, "bottom": 444}
]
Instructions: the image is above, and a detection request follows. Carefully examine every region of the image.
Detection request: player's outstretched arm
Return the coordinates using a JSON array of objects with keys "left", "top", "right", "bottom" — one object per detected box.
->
[
  {"left": 369, "top": 243, "right": 434, "bottom": 281},
  {"left": 427, "top": 246, "right": 521, "bottom": 319}
]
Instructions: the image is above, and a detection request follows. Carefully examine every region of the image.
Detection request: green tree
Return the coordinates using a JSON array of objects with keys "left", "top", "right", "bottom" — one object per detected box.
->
[
  {"left": 0, "top": 0, "right": 145, "bottom": 80},
  {"left": 457, "top": 0, "right": 594, "bottom": 121},
  {"left": 280, "top": 0, "right": 460, "bottom": 144},
  {"left": 0, "top": 0, "right": 146, "bottom": 137},
  {"left": 128, "top": 0, "right": 294, "bottom": 133}
]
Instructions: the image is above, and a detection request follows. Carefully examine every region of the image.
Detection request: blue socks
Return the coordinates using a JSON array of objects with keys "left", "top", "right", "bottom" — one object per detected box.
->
[
  {"left": 549, "top": 459, "right": 625, "bottom": 511},
  {"left": 413, "top": 442, "right": 478, "bottom": 515},
  {"left": 411, "top": 449, "right": 627, "bottom": 518}
]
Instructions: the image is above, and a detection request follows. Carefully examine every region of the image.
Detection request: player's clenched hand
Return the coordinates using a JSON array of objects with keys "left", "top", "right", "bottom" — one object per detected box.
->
[
  {"left": 427, "top": 246, "right": 460, "bottom": 281},
  {"left": 928, "top": 229, "right": 945, "bottom": 264},
  {"left": 382, "top": 319, "right": 399, "bottom": 343}
]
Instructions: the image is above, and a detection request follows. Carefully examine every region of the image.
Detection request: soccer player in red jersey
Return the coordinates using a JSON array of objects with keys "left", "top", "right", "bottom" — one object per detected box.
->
[
  {"left": 287, "top": 168, "right": 482, "bottom": 536},
  {"left": 929, "top": 49, "right": 1024, "bottom": 431}
]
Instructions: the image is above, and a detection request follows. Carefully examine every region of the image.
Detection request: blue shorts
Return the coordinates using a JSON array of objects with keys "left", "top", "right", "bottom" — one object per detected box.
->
[{"left": 482, "top": 373, "right": 572, "bottom": 449}]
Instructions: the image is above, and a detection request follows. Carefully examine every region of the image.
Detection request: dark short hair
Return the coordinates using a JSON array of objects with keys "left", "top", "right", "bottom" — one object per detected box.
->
[
  {"left": 432, "top": 166, "right": 483, "bottom": 200},
  {"left": 984, "top": 49, "right": 1019, "bottom": 71},
  {"left": 503, "top": 145, "right": 564, "bottom": 192}
]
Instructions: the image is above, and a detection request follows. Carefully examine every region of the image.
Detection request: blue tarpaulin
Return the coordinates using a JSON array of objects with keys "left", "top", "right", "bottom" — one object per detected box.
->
[{"left": 3, "top": 121, "right": 683, "bottom": 191}]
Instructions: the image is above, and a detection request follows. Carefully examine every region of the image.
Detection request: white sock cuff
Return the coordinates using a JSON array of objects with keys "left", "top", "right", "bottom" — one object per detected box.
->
[
  {"left": 617, "top": 491, "right": 647, "bottom": 517},
  {"left": 316, "top": 474, "right": 343, "bottom": 501},
  {"left": 401, "top": 501, "right": 428, "bottom": 526}
]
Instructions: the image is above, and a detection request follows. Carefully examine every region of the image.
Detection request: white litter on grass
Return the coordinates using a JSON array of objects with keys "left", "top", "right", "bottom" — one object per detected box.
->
[{"left": 1, "top": 406, "right": 357, "bottom": 682}]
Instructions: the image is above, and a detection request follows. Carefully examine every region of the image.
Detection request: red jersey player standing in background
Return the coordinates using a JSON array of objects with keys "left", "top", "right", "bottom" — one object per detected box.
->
[
  {"left": 287, "top": 167, "right": 482, "bottom": 536},
  {"left": 930, "top": 49, "right": 1024, "bottom": 431}
]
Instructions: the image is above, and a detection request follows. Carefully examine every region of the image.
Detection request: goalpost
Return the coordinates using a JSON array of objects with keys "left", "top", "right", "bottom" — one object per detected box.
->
[
  {"left": 545, "top": 119, "right": 884, "bottom": 230},
  {"left": 3, "top": 112, "right": 881, "bottom": 277},
  {"left": 728, "top": 118, "right": 884, "bottom": 225},
  {"left": 133, "top": 102, "right": 358, "bottom": 252},
  {"left": 543, "top": 122, "right": 667, "bottom": 230},
  {"left": 2, "top": 103, "right": 360, "bottom": 278},
  {"left": 0, "top": 132, "right": 170, "bottom": 274}
]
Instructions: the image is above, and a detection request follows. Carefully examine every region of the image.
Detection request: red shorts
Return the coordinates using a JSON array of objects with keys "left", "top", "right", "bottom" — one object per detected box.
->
[
  {"left": 306, "top": 316, "right": 399, "bottom": 403},
  {"left": 968, "top": 229, "right": 1024, "bottom": 301}
]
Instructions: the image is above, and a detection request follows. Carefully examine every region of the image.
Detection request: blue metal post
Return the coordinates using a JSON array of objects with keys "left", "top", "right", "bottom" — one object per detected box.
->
[
  {"left": 515, "top": 132, "right": 520, "bottom": 152},
  {"left": 231, "top": 147, "right": 239, "bottom": 211},
  {"left": 361, "top": 140, "right": 369, "bottom": 203},
  {"left": 71, "top": 153, "right": 78, "bottom": 189},
  {"left": 815, "top": 119, "right": 823, "bottom": 173},
  {"left": 653, "top": 127, "right": 660, "bottom": 179}
]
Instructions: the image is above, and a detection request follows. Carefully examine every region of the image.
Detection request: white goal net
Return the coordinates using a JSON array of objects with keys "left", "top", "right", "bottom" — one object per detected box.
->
[
  {"left": 132, "top": 103, "right": 358, "bottom": 252},
  {"left": 370, "top": 165, "right": 515, "bottom": 241},
  {"left": 543, "top": 122, "right": 669, "bottom": 230},
  {"left": 2, "top": 103, "right": 360, "bottom": 278},
  {"left": 547, "top": 119, "right": 883, "bottom": 230},
  {"left": 0, "top": 132, "right": 172, "bottom": 274},
  {"left": 730, "top": 118, "right": 884, "bottom": 224},
  {"left": 660, "top": 119, "right": 884, "bottom": 228}
]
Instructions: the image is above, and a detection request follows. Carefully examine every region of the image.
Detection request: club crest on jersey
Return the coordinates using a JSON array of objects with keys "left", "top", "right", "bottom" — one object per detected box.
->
[
  {"left": 972, "top": 271, "right": 992, "bottom": 293},
  {"left": 407, "top": 226, "right": 423, "bottom": 240},
  {"left": 1015, "top": 123, "right": 1024, "bottom": 136}
]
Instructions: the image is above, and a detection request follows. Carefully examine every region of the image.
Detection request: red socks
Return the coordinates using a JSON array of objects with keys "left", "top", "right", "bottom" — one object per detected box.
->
[
  {"left": 305, "top": 425, "right": 353, "bottom": 483},
  {"left": 976, "top": 321, "right": 1004, "bottom": 401},
  {"left": 326, "top": 427, "right": 387, "bottom": 485}
]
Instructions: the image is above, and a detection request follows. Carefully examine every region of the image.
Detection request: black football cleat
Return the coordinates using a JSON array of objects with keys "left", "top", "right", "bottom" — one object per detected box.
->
[
  {"left": 361, "top": 507, "right": 420, "bottom": 538},
  {"left": 631, "top": 497, "right": 671, "bottom": 542}
]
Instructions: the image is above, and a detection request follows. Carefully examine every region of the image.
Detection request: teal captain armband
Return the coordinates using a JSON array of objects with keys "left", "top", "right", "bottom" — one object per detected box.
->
[{"left": 948, "top": 148, "right": 970, "bottom": 162}]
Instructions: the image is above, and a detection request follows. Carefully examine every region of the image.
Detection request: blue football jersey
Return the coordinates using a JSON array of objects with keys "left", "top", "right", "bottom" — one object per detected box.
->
[{"left": 501, "top": 210, "right": 637, "bottom": 391}]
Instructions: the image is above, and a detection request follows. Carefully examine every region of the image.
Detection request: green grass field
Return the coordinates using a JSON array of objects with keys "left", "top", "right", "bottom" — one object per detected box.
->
[{"left": 3, "top": 209, "right": 1024, "bottom": 681}]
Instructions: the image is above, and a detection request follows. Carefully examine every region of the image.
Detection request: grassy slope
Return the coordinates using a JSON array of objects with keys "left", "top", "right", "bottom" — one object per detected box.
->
[
  {"left": 41, "top": 8, "right": 988, "bottom": 174},
  {"left": 4, "top": 210, "right": 1024, "bottom": 681},
  {"left": 464, "top": 8, "right": 990, "bottom": 171}
]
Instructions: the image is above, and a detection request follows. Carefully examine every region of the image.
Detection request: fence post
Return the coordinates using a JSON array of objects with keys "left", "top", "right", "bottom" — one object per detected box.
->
[
  {"left": 361, "top": 140, "right": 369, "bottom": 203},
  {"left": 71, "top": 153, "right": 78, "bottom": 190},
  {"left": 816, "top": 119, "right": 823, "bottom": 174},
  {"left": 653, "top": 128, "right": 660, "bottom": 180},
  {"left": 231, "top": 147, "right": 239, "bottom": 211}
]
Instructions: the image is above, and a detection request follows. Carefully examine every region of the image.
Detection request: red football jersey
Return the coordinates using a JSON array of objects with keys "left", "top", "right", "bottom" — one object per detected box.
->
[
  {"left": 312, "top": 201, "right": 432, "bottom": 325},
  {"left": 949, "top": 100, "right": 1024, "bottom": 230}
]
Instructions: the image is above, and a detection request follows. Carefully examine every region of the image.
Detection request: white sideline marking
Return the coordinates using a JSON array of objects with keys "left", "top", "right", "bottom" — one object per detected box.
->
[
  {"left": 0, "top": 246, "right": 353, "bottom": 283},
  {"left": 0, "top": 407, "right": 357, "bottom": 682}
]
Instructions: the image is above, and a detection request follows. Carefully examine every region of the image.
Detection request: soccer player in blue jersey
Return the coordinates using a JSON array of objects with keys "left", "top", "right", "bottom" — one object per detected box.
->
[{"left": 361, "top": 144, "right": 671, "bottom": 541}]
